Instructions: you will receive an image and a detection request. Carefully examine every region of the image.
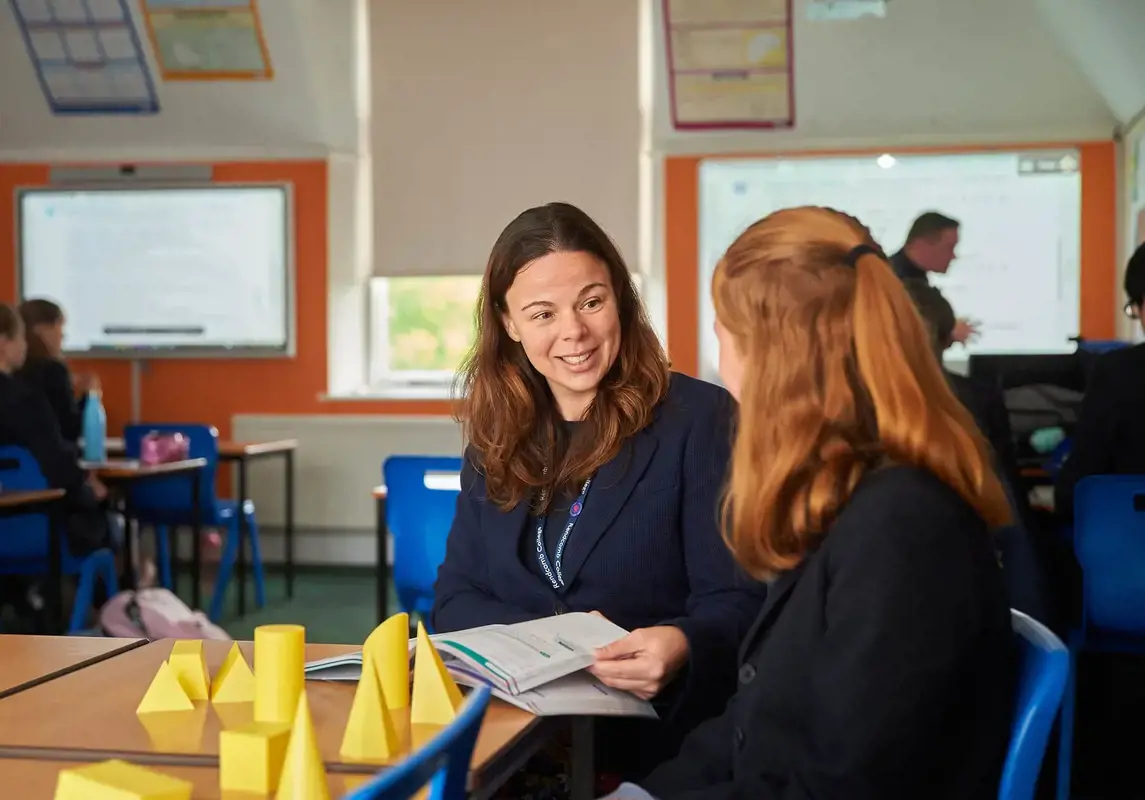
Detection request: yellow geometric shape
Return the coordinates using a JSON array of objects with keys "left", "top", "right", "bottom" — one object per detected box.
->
[
  {"left": 275, "top": 692, "right": 330, "bottom": 800},
  {"left": 137, "top": 707, "right": 207, "bottom": 753},
  {"left": 54, "top": 759, "right": 192, "bottom": 800},
  {"left": 410, "top": 621, "right": 462, "bottom": 726},
  {"left": 136, "top": 661, "right": 195, "bottom": 715},
  {"left": 220, "top": 721, "right": 291, "bottom": 795},
  {"left": 167, "top": 640, "right": 210, "bottom": 701},
  {"left": 213, "top": 700, "right": 254, "bottom": 732},
  {"left": 255, "top": 624, "right": 306, "bottom": 725},
  {"left": 363, "top": 612, "right": 410, "bottom": 708},
  {"left": 340, "top": 654, "right": 399, "bottom": 762},
  {"left": 212, "top": 642, "right": 256, "bottom": 704}
]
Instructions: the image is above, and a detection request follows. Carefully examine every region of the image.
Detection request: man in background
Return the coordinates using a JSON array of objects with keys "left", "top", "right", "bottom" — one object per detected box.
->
[{"left": 892, "top": 211, "right": 978, "bottom": 344}]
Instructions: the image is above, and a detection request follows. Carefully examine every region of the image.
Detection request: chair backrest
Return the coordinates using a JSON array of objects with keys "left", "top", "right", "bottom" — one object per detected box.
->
[
  {"left": 341, "top": 686, "right": 491, "bottom": 800},
  {"left": 123, "top": 424, "right": 220, "bottom": 517},
  {"left": 0, "top": 446, "right": 51, "bottom": 561},
  {"left": 999, "top": 610, "right": 1068, "bottom": 800},
  {"left": 1073, "top": 475, "right": 1145, "bottom": 633},
  {"left": 382, "top": 455, "right": 463, "bottom": 617}
]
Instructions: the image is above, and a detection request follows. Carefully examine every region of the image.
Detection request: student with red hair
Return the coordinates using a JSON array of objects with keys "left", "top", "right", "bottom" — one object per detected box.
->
[{"left": 616, "top": 207, "right": 1017, "bottom": 799}]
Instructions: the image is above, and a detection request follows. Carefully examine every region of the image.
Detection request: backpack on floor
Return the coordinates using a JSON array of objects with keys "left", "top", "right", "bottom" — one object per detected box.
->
[{"left": 100, "top": 588, "right": 230, "bottom": 640}]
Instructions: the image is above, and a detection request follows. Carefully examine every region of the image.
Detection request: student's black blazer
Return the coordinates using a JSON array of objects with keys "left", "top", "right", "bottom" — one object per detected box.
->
[
  {"left": 1056, "top": 343, "right": 1145, "bottom": 518},
  {"left": 641, "top": 465, "right": 1016, "bottom": 800},
  {"left": 17, "top": 357, "right": 85, "bottom": 444},
  {"left": 432, "top": 373, "right": 766, "bottom": 752},
  {"left": 0, "top": 372, "right": 85, "bottom": 495}
]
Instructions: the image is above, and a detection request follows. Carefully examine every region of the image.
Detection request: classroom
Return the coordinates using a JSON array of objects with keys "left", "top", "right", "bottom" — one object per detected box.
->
[{"left": 1, "top": 0, "right": 1144, "bottom": 798}]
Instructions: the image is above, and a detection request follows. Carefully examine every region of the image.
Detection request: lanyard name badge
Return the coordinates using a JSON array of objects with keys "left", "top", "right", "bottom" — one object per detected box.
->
[{"left": 535, "top": 475, "right": 593, "bottom": 590}]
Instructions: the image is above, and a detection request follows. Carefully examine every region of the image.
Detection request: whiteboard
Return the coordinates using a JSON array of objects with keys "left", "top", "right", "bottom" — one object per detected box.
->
[
  {"left": 698, "top": 152, "right": 1082, "bottom": 382},
  {"left": 17, "top": 185, "right": 293, "bottom": 357}
]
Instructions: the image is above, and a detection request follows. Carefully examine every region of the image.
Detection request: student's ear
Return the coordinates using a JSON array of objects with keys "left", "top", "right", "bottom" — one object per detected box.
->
[{"left": 502, "top": 314, "right": 521, "bottom": 343}]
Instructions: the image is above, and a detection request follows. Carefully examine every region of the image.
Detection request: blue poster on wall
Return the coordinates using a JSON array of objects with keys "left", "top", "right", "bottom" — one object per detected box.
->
[{"left": 8, "top": 0, "right": 160, "bottom": 114}]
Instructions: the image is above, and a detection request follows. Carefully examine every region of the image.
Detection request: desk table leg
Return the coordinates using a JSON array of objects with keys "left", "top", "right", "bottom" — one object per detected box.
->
[
  {"left": 48, "top": 502, "right": 65, "bottom": 634},
  {"left": 121, "top": 494, "right": 137, "bottom": 592},
  {"left": 191, "top": 469, "right": 202, "bottom": 611},
  {"left": 376, "top": 495, "right": 387, "bottom": 623},
  {"left": 236, "top": 458, "right": 248, "bottom": 618},
  {"left": 570, "top": 717, "right": 595, "bottom": 800},
  {"left": 284, "top": 450, "right": 295, "bottom": 599}
]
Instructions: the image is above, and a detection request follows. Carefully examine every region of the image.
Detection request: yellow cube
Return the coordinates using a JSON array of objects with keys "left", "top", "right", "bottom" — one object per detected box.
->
[
  {"left": 220, "top": 721, "right": 292, "bottom": 794},
  {"left": 54, "top": 759, "right": 192, "bottom": 800}
]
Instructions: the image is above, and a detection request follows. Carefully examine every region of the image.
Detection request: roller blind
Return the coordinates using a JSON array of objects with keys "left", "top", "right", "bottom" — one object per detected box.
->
[{"left": 371, "top": 0, "right": 641, "bottom": 277}]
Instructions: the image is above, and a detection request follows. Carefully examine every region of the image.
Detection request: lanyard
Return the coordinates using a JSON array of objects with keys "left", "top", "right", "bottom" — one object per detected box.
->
[{"left": 534, "top": 476, "right": 593, "bottom": 590}]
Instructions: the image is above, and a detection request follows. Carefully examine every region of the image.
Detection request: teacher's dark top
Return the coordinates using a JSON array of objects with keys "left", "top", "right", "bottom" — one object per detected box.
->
[
  {"left": 432, "top": 372, "right": 766, "bottom": 763},
  {"left": 641, "top": 465, "right": 1016, "bottom": 799}
]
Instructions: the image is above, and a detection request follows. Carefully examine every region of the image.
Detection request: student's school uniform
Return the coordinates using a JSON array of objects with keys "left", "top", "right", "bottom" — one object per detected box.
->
[
  {"left": 17, "top": 357, "right": 86, "bottom": 444},
  {"left": 640, "top": 465, "right": 1016, "bottom": 800},
  {"left": 432, "top": 372, "right": 766, "bottom": 775},
  {"left": 1055, "top": 343, "right": 1145, "bottom": 518}
]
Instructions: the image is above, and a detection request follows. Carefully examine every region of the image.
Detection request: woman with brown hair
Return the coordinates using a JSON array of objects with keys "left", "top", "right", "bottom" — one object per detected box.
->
[
  {"left": 620, "top": 207, "right": 1017, "bottom": 799},
  {"left": 17, "top": 298, "right": 98, "bottom": 444},
  {"left": 432, "top": 202, "right": 765, "bottom": 779}
]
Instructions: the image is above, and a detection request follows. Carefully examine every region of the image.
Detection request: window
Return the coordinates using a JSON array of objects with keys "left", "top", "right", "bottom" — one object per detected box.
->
[{"left": 368, "top": 275, "right": 484, "bottom": 392}]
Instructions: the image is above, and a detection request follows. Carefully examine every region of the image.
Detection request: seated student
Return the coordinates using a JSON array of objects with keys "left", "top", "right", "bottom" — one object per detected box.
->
[
  {"left": 433, "top": 202, "right": 766, "bottom": 779},
  {"left": 17, "top": 299, "right": 97, "bottom": 444},
  {"left": 1055, "top": 243, "right": 1145, "bottom": 518},
  {"left": 615, "top": 207, "right": 1016, "bottom": 800},
  {"left": 0, "top": 303, "right": 112, "bottom": 561}
]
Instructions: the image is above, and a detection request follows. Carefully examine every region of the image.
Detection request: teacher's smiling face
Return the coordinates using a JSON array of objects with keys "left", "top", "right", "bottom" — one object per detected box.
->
[{"left": 502, "top": 251, "right": 621, "bottom": 421}]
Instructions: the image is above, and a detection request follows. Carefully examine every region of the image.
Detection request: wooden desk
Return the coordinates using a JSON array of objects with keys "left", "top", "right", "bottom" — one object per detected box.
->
[
  {"left": 0, "top": 636, "right": 145, "bottom": 699},
  {"left": 106, "top": 438, "right": 299, "bottom": 616},
  {"left": 0, "top": 638, "right": 548, "bottom": 796},
  {"left": 0, "top": 759, "right": 372, "bottom": 799},
  {"left": 0, "top": 489, "right": 66, "bottom": 511},
  {"left": 91, "top": 459, "right": 208, "bottom": 606}
]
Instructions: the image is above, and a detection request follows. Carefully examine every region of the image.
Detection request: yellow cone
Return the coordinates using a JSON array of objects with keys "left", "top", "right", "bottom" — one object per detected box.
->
[
  {"left": 410, "top": 622, "right": 462, "bottom": 726},
  {"left": 363, "top": 612, "right": 410, "bottom": 708},
  {"left": 275, "top": 692, "right": 330, "bottom": 800}
]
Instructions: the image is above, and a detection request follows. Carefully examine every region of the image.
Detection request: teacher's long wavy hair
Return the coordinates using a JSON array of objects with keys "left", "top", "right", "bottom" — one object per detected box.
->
[
  {"left": 456, "top": 203, "right": 669, "bottom": 511},
  {"left": 715, "top": 207, "right": 1011, "bottom": 579}
]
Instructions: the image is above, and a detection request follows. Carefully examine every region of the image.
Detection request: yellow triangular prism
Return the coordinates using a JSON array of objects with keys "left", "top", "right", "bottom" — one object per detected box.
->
[
  {"left": 168, "top": 640, "right": 210, "bottom": 701},
  {"left": 137, "top": 661, "right": 195, "bottom": 715},
  {"left": 410, "top": 622, "right": 462, "bottom": 726},
  {"left": 275, "top": 692, "right": 330, "bottom": 800},
  {"left": 212, "top": 642, "right": 256, "bottom": 704},
  {"left": 363, "top": 612, "right": 410, "bottom": 709},
  {"left": 339, "top": 653, "right": 399, "bottom": 762},
  {"left": 54, "top": 759, "right": 193, "bottom": 800}
]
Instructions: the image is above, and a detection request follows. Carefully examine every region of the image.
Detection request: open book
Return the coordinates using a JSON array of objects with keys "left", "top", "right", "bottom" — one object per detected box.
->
[{"left": 304, "top": 613, "right": 657, "bottom": 719}]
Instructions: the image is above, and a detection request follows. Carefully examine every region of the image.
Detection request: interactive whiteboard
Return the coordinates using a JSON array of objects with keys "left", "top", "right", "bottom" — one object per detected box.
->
[
  {"left": 17, "top": 185, "right": 293, "bottom": 356},
  {"left": 698, "top": 152, "right": 1082, "bottom": 382}
]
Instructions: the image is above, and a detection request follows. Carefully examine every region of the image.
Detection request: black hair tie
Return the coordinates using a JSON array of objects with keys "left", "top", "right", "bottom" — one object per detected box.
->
[{"left": 845, "top": 244, "right": 884, "bottom": 268}]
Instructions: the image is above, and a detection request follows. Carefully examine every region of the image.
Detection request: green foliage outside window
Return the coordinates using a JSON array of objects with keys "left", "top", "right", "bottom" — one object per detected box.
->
[{"left": 386, "top": 276, "right": 483, "bottom": 372}]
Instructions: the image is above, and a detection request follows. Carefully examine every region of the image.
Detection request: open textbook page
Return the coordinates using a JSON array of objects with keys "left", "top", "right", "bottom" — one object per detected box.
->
[{"left": 303, "top": 613, "right": 656, "bottom": 716}]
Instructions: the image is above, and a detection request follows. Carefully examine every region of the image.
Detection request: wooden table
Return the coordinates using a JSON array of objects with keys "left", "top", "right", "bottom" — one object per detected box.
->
[
  {"left": 0, "top": 638, "right": 550, "bottom": 797},
  {"left": 107, "top": 438, "right": 299, "bottom": 616},
  {"left": 89, "top": 459, "right": 208, "bottom": 607},
  {"left": 0, "top": 489, "right": 66, "bottom": 511},
  {"left": 0, "top": 636, "right": 145, "bottom": 699},
  {"left": 0, "top": 759, "right": 374, "bottom": 798}
]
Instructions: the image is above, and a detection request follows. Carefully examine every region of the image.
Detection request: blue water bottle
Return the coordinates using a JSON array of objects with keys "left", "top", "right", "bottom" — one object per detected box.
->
[{"left": 82, "top": 390, "right": 107, "bottom": 463}]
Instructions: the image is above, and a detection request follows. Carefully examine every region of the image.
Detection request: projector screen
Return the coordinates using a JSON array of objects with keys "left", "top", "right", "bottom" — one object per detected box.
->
[
  {"left": 17, "top": 185, "right": 293, "bottom": 357},
  {"left": 698, "top": 152, "right": 1083, "bottom": 382}
]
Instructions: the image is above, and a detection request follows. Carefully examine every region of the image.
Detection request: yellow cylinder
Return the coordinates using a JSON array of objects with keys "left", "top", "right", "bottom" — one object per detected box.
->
[{"left": 253, "top": 624, "right": 305, "bottom": 725}]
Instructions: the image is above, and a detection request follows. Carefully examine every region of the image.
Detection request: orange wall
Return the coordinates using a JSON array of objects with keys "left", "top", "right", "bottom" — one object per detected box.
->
[
  {"left": 663, "top": 141, "right": 1120, "bottom": 375},
  {"left": 0, "top": 160, "right": 451, "bottom": 438},
  {"left": 0, "top": 145, "right": 1120, "bottom": 432}
]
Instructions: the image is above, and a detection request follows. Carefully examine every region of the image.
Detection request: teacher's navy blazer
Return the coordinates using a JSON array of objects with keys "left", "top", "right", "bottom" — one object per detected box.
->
[{"left": 432, "top": 372, "right": 766, "bottom": 756}]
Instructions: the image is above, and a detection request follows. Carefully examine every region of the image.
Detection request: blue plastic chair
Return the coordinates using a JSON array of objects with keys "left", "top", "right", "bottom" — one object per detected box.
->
[
  {"left": 0, "top": 446, "right": 119, "bottom": 633},
  {"left": 382, "top": 456, "right": 463, "bottom": 622},
  {"left": 122, "top": 424, "right": 265, "bottom": 623},
  {"left": 1001, "top": 610, "right": 1068, "bottom": 800},
  {"left": 341, "top": 686, "right": 492, "bottom": 800},
  {"left": 1055, "top": 474, "right": 1145, "bottom": 800}
]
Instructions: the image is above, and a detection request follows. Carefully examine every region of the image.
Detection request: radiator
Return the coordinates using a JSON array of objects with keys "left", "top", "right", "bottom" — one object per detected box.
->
[{"left": 227, "top": 414, "right": 464, "bottom": 565}]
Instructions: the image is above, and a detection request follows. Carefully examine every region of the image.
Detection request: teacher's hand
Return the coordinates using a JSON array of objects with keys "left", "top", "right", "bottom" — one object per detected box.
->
[{"left": 589, "top": 623, "right": 690, "bottom": 700}]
